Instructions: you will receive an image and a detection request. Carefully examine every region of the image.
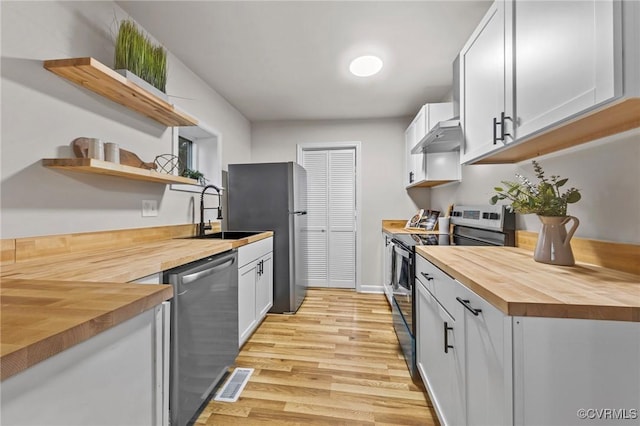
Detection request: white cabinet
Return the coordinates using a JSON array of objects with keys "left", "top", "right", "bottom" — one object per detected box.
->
[
  {"left": 405, "top": 117, "right": 420, "bottom": 186},
  {"left": 382, "top": 233, "right": 394, "bottom": 306},
  {"left": 460, "top": 0, "right": 634, "bottom": 164},
  {"left": 460, "top": 0, "right": 514, "bottom": 164},
  {"left": 405, "top": 102, "right": 460, "bottom": 188},
  {"left": 255, "top": 252, "right": 273, "bottom": 318},
  {"left": 416, "top": 253, "right": 639, "bottom": 426},
  {"left": 416, "top": 275, "right": 465, "bottom": 426},
  {"left": 238, "top": 237, "right": 273, "bottom": 347},
  {"left": 513, "top": 316, "right": 640, "bottom": 426},
  {"left": 513, "top": 0, "right": 620, "bottom": 139},
  {"left": 455, "top": 281, "right": 512, "bottom": 426},
  {"left": 130, "top": 272, "right": 162, "bottom": 284},
  {"left": 1, "top": 303, "right": 170, "bottom": 426}
]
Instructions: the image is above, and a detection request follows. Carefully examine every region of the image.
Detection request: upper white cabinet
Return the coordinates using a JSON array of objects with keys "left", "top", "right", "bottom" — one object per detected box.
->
[
  {"left": 405, "top": 102, "right": 461, "bottom": 188},
  {"left": 459, "top": 0, "right": 513, "bottom": 164},
  {"left": 513, "top": 0, "right": 620, "bottom": 139},
  {"left": 460, "top": 0, "right": 638, "bottom": 164}
]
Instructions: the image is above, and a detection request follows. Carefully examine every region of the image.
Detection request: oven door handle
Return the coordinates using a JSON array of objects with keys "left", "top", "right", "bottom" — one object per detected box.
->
[{"left": 391, "top": 240, "right": 412, "bottom": 258}]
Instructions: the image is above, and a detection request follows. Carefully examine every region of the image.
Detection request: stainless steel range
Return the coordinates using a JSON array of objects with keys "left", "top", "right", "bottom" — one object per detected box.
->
[{"left": 390, "top": 205, "right": 515, "bottom": 382}]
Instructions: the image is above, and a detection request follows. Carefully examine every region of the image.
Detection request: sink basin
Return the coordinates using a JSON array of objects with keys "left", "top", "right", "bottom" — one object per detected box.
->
[{"left": 189, "top": 231, "right": 265, "bottom": 240}]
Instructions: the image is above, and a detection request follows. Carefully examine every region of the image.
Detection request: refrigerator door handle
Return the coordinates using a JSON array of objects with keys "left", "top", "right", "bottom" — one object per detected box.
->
[{"left": 290, "top": 210, "right": 307, "bottom": 215}]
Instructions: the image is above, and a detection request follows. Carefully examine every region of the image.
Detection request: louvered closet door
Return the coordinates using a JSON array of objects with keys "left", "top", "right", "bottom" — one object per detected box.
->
[
  {"left": 302, "top": 148, "right": 356, "bottom": 289},
  {"left": 303, "top": 150, "right": 329, "bottom": 287}
]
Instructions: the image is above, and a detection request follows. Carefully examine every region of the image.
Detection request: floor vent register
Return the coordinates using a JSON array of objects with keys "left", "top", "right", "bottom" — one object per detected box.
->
[{"left": 214, "top": 368, "right": 254, "bottom": 403}]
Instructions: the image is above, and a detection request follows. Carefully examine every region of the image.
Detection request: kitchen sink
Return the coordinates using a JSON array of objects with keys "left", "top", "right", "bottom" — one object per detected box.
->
[{"left": 189, "top": 231, "right": 265, "bottom": 240}]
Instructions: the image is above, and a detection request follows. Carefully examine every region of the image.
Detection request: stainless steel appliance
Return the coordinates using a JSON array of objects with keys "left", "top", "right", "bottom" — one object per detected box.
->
[
  {"left": 227, "top": 162, "right": 308, "bottom": 314},
  {"left": 391, "top": 205, "right": 515, "bottom": 382},
  {"left": 163, "top": 249, "right": 239, "bottom": 426}
]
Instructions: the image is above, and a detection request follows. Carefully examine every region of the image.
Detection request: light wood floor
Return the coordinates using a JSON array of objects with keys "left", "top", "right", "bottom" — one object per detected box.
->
[{"left": 196, "top": 288, "right": 439, "bottom": 425}]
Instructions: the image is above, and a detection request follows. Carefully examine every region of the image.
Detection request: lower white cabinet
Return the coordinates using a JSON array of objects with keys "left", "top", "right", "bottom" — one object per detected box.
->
[
  {"left": 416, "top": 253, "right": 639, "bottom": 426},
  {"left": 1, "top": 303, "right": 170, "bottom": 426},
  {"left": 382, "top": 232, "right": 393, "bottom": 306},
  {"left": 455, "top": 279, "right": 512, "bottom": 426},
  {"left": 238, "top": 237, "right": 273, "bottom": 347},
  {"left": 416, "top": 276, "right": 465, "bottom": 426}
]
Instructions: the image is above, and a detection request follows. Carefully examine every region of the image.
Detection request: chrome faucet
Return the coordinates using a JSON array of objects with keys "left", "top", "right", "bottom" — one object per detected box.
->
[{"left": 199, "top": 184, "right": 223, "bottom": 236}]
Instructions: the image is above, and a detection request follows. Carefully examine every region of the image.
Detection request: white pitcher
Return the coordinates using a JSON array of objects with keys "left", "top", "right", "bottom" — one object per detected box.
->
[{"left": 534, "top": 215, "right": 580, "bottom": 266}]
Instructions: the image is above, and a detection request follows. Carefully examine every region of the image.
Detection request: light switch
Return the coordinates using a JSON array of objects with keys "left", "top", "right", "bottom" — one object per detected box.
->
[{"left": 142, "top": 200, "right": 158, "bottom": 217}]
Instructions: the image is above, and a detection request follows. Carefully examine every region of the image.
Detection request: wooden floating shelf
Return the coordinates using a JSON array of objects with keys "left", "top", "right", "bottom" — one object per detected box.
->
[
  {"left": 43, "top": 57, "right": 198, "bottom": 127},
  {"left": 42, "top": 158, "right": 200, "bottom": 185}
]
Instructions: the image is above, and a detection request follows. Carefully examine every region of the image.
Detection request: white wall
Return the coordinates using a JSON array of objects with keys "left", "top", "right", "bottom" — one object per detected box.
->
[
  {"left": 251, "top": 118, "right": 430, "bottom": 288},
  {"left": 430, "top": 129, "right": 640, "bottom": 243},
  {"left": 0, "top": 1, "right": 251, "bottom": 238}
]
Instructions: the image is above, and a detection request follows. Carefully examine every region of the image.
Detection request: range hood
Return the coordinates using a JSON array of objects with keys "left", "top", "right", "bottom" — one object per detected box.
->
[
  {"left": 410, "top": 119, "right": 461, "bottom": 154},
  {"left": 411, "top": 55, "right": 462, "bottom": 155}
]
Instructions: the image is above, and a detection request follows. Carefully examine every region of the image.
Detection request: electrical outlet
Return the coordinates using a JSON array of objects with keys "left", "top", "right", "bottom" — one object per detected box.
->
[{"left": 142, "top": 200, "right": 158, "bottom": 217}]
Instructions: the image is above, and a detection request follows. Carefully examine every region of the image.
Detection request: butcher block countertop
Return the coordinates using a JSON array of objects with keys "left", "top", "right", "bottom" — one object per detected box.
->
[
  {"left": 382, "top": 220, "right": 443, "bottom": 235},
  {"left": 416, "top": 246, "right": 640, "bottom": 322},
  {"left": 0, "top": 231, "right": 273, "bottom": 380},
  {"left": 0, "top": 279, "right": 173, "bottom": 381}
]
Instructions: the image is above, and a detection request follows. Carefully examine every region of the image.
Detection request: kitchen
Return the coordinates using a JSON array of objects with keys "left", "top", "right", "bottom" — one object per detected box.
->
[{"left": 1, "top": 1, "right": 639, "bottom": 425}]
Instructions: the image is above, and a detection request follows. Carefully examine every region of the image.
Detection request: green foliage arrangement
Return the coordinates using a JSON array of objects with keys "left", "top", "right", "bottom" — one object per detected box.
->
[
  {"left": 115, "top": 20, "right": 167, "bottom": 92},
  {"left": 490, "top": 160, "right": 581, "bottom": 216},
  {"left": 181, "top": 168, "right": 207, "bottom": 185}
]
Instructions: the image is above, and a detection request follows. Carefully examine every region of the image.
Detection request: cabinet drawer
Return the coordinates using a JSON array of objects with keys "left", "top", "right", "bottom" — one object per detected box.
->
[
  {"left": 415, "top": 254, "right": 458, "bottom": 318},
  {"left": 238, "top": 237, "right": 273, "bottom": 267}
]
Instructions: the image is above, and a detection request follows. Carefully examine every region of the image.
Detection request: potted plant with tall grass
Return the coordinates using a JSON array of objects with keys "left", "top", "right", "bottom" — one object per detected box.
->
[{"left": 114, "top": 19, "right": 168, "bottom": 100}]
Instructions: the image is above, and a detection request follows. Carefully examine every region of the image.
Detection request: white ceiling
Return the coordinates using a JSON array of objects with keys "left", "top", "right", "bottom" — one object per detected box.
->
[{"left": 118, "top": 1, "right": 491, "bottom": 122}]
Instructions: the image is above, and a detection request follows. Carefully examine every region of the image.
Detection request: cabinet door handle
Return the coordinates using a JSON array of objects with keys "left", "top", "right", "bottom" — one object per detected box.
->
[
  {"left": 409, "top": 171, "right": 414, "bottom": 183},
  {"left": 420, "top": 272, "right": 433, "bottom": 281},
  {"left": 493, "top": 116, "right": 498, "bottom": 145},
  {"left": 259, "top": 260, "right": 264, "bottom": 275},
  {"left": 444, "top": 321, "right": 454, "bottom": 353},
  {"left": 499, "top": 111, "right": 512, "bottom": 142},
  {"left": 456, "top": 297, "right": 482, "bottom": 316}
]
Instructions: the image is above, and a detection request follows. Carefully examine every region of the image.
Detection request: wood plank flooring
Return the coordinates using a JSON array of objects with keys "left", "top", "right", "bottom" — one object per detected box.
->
[{"left": 196, "top": 288, "right": 439, "bottom": 425}]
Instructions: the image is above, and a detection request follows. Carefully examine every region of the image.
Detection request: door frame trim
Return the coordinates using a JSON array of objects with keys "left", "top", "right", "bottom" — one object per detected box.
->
[{"left": 296, "top": 141, "right": 362, "bottom": 292}]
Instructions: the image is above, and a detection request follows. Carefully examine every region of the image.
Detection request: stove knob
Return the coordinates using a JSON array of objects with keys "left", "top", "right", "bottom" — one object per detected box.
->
[
  {"left": 482, "top": 212, "right": 490, "bottom": 219},
  {"left": 489, "top": 213, "right": 500, "bottom": 220}
]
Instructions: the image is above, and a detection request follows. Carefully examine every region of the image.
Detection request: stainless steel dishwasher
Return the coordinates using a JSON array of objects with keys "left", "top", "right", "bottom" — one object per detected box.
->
[{"left": 163, "top": 249, "right": 239, "bottom": 426}]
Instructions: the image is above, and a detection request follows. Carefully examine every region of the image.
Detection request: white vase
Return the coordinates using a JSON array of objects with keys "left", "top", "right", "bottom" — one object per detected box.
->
[
  {"left": 114, "top": 69, "right": 169, "bottom": 102},
  {"left": 534, "top": 215, "right": 580, "bottom": 266}
]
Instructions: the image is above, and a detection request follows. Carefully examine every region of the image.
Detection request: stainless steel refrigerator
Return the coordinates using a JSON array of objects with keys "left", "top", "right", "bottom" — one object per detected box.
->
[{"left": 228, "top": 162, "right": 308, "bottom": 313}]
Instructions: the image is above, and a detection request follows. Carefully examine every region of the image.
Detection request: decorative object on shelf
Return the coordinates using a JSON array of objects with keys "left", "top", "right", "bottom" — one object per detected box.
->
[
  {"left": 181, "top": 168, "right": 207, "bottom": 186},
  {"left": 104, "top": 142, "right": 120, "bottom": 163},
  {"left": 154, "top": 154, "right": 181, "bottom": 174},
  {"left": 490, "top": 160, "right": 582, "bottom": 265},
  {"left": 71, "top": 137, "right": 156, "bottom": 170},
  {"left": 114, "top": 19, "right": 167, "bottom": 94},
  {"left": 87, "top": 138, "right": 104, "bottom": 160}
]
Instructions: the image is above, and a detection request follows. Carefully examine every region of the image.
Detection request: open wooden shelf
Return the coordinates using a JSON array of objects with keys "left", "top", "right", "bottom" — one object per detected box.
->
[
  {"left": 43, "top": 57, "right": 198, "bottom": 127},
  {"left": 43, "top": 158, "right": 200, "bottom": 185}
]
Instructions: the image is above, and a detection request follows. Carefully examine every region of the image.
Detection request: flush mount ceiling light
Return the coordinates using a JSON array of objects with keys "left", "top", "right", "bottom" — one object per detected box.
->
[{"left": 349, "top": 55, "right": 383, "bottom": 77}]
